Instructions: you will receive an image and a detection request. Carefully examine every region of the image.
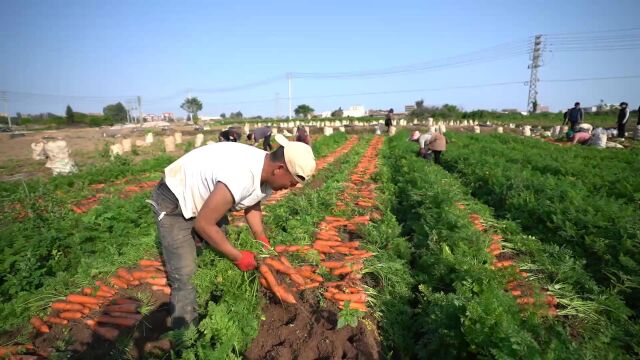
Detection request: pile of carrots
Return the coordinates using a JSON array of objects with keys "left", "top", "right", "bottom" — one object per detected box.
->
[
  {"left": 231, "top": 136, "right": 360, "bottom": 221},
  {"left": 71, "top": 176, "right": 156, "bottom": 214},
  {"left": 457, "top": 202, "right": 559, "bottom": 317},
  {"left": 257, "top": 136, "right": 384, "bottom": 313},
  {"left": 21, "top": 259, "right": 170, "bottom": 350}
]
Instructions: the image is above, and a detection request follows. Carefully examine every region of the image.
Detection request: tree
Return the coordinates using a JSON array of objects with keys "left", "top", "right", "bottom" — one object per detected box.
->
[
  {"left": 294, "top": 104, "right": 314, "bottom": 119},
  {"left": 331, "top": 107, "right": 343, "bottom": 117},
  {"left": 229, "top": 111, "right": 243, "bottom": 119},
  {"left": 103, "top": 102, "right": 127, "bottom": 123},
  {"left": 220, "top": 113, "right": 227, "bottom": 119},
  {"left": 180, "top": 97, "right": 203, "bottom": 123},
  {"left": 65, "top": 105, "right": 75, "bottom": 124}
]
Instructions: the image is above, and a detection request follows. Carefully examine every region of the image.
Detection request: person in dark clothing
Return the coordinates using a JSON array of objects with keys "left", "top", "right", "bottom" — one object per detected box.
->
[
  {"left": 617, "top": 102, "right": 630, "bottom": 139},
  {"left": 566, "top": 102, "right": 584, "bottom": 131},
  {"left": 384, "top": 108, "right": 394, "bottom": 132},
  {"left": 247, "top": 126, "right": 272, "bottom": 151},
  {"left": 295, "top": 126, "right": 311, "bottom": 145},
  {"left": 637, "top": 105, "right": 640, "bottom": 126},
  {"left": 218, "top": 128, "right": 242, "bottom": 142}
]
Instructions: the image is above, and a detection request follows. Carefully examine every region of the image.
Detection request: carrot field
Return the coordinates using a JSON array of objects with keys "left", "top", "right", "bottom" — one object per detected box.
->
[{"left": 1, "top": 128, "right": 639, "bottom": 359}]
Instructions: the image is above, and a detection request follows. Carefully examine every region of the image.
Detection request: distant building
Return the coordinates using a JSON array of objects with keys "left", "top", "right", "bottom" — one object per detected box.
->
[
  {"left": 501, "top": 108, "right": 520, "bottom": 113},
  {"left": 537, "top": 105, "right": 550, "bottom": 113},
  {"left": 199, "top": 116, "right": 222, "bottom": 122},
  {"left": 582, "top": 106, "right": 598, "bottom": 113},
  {"left": 318, "top": 111, "right": 332, "bottom": 118},
  {"left": 405, "top": 105, "right": 416, "bottom": 113},
  {"left": 162, "top": 112, "right": 174, "bottom": 121},
  {"left": 367, "top": 109, "right": 388, "bottom": 117},
  {"left": 342, "top": 105, "right": 366, "bottom": 117}
]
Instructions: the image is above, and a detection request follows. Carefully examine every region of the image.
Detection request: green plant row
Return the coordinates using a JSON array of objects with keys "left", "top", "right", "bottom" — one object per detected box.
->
[
  {"left": 448, "top": 133, "right": 640, "bottom": 204},
  {"left": 443, "top": 132, "right": 640, "bottom": 313},
  {"left": 380, "top": 131, "right": 639, "bottom": 359}
]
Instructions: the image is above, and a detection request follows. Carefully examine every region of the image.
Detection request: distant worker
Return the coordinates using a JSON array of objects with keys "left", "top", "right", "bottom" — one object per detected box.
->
[
  {"left": 565, "top": 102, "right": 584, "bottom": 130},
  {"left": 571, "top": 130, "right": 591, "bottom": 145},
  {"left": 247, "top": 126, "right": 273, "bottom": 151},
  {"left": 384, "top": 108, "right": 394, "bottom": 134},
  {"left": 428, "top": 131, "right": 447, "bottom": 165},
  {"left": 637, "top": 105, "right": 640, "bottom": 126},
  {"left": 617, "top": 102, "right": 630, "bottom": 139},
  {"left": 409, "top": 130, "right": 433, "bottom": 159},
  {"left": 295, "top": 125, "right": 311, "bottom": 145},
  {"left": 218, "top": 127, "right": 242, "bottom": 142},
  {"left": 149, "top": 135, "right": 316, "bottom": 329}
]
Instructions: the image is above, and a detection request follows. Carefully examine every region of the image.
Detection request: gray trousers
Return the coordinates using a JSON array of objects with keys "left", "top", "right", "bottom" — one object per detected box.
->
[{"left": 149, "top": 179, "right": 228, "bottom": 329}]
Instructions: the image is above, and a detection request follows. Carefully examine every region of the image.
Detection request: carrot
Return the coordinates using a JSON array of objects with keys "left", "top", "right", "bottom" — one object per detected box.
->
[
  {"left": 332, "top": 263, "right": 363, "bottom": 276},
  {"left": 344, "top": 252, "right": 375, "bottom": 261},
  {"left": 139, "top": 259, "right": 162, "bottom": 267},
  {"left": 109, "top": 277, "right": 129, "bottom": 289},
  {"left": 491, "top": 234, "right": 503, "bottom": 241},
  {"left": 288, "top": 273, "right": 306, "bottom": 287},
  {"left": 151, "top": 285, "right": 171, "bottom": 295},
  {"left": 333, "top": 292, "right": 367, "bottom": 302},
  {"left": 104, "top": 304, "right": 139, "bottom": 313},
  {"left": 58, "top": 311, "right": 84, "bottom": 320},
  {"left": 84, "top": 303, "right": 99, "bottom": 310},
  {"left": 274, "top": 245, "right": 288, "bottom": 253},
  {"left": 495, "top": 260, "right": 513, "bottom": 268},
  {"left": 131, "top": 270, "right": 165, "bottom": 280},
  {"left": 0, "top": 345, "right": 33, "bottom": 357},
  {"left": 341, "top": 241, "right": 360, "bottom": 248},
  {"left": 298, "top": 282, "right": 321, "bottom": 290},
  {"left": 79, "top": 306, "right": 91, "bottom": 316},
  {"left": 66, "top": 294, "right": 99, "bottom": 305},
  {"left": 84, "top": 320, "right": 119, "bottom": 341},
  {"left": 96, "top": 290, "right": 115, "bottom": 298},
  {"left": 297, "top": 269, "right": 324, "bottom": 283},
  {"left": 314, "top": 240, "right": 344, "bottom": 247},
  {"left": 113, "top": 298, "right": 139, "bottom": 305},
  {"left": 264, "top": 258, "right": 294, "bottom": 274},
  {"left": 51, "top": 301, "right": 85, "bottom": 312},
  {"left": 351, "top": 215, "right": 370, "bottom": 224},
  {"left": 333, "top": 246, "right": 355, "bottom": 254},
  {"left": 45, "top": 316, "right": 69, "bottom": 325},
  {"left": 323, "top": 292, "right": 335, "bottom": 300},
  {"left": 321, "top": 261, "right": 346, "bottom": 269},
  {"left": 345, "top": 287, "right": 363, "bottom": 293},
  {"left": 279, "top": 256, "right": 293, "bottom": 269},
  {"left": 95, "top": 282, "right": 118, "bottom": 295},
  {"left": 324, "top": 281, "right": 347, "bottom": 288},
  {"left": 545, "top": 295, "right": 558, "bottom": 306},
  {"left": 548, "top": 307, "right": 558, "bottom": 316},
  {"left": 128, "top": 279, "right": 141, "bottom": 286},
  {"left": 96, "top": 315, "right": 138, "bottom": 327},
  {"left": 258, "top": 276, "right": 269, "bottom": 290},
  {"left": 107, "top": 312, "right": 143, "bottom": 320},
  {"left": 142, "top": 277, "right": 168, "bottom": 286},
  {"left": 489, "top": 249, "right": 501, "bottom": 256},
  {"left": 82, "top": 287, "right": 94, "bottom": 296},
  {"left": 510, "top": 290, "right": 522, "bottom": 297},
  {"left": 338, "top": 301, "right": 368, "bottom": 312},
  {"left": 29, "top": 316, "right": 50, "bottom": 333},
  {"left": 324, "top": 216, "right": 346, "bottom": 222},
  {"left": 258, "top": 265, "right": 296, "bottom": 304},
  {"left": 313, "top": 244, "right": 335, "bottom": 253},
  {"left": 315, "top": 233, "right": 341, "bottom": 241},
  {"left": 516, "top": 297, "right": 535, "bottom": 305}
]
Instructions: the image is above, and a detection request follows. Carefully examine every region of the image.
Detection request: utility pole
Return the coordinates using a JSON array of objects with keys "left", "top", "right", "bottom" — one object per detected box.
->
[
  {"left": 275, "top": 92, "right": 280, "bottom": 119},
  {"left": 527, "top": 34, "right": 543, "bottom": 114},
  {"left": 137, "top": 96, "right": 142, "bottom": 123},
  {"left": 287, "top": 73, "right": 292, "bottom": 120},
  {"left": 0, "top": 92, "right": 9, "bottom": 128}
]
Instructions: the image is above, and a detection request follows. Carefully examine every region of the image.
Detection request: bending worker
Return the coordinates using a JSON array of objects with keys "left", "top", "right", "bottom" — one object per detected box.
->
[
  {"left": 409, "top": 130, "right": 432, "bottom": 159},
  {"left": 218, "top": 127, "right": 242, "bottom": 142},
  {"left": 149, "top": 134, "right": 316, "bottom": 329},
  {"left": 247, "top": 126, "right": 273, "bottom": 151},
  {"left": 295, "top": 125, "right": 311, "bottom": 145}
]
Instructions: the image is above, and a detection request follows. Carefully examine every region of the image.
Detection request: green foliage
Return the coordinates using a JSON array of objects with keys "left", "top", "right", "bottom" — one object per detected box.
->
[
  {"left": 103, "top": 102, "right": 127, "bottom": 123},
  {"left": 181, "top": 97, "right": 203, "bottom": 122},
  {"left": 294, "top": 104, "right": 314, "bottom": 119},
  {"left": 331, "top": 107, "right": 343, "bottom": 117},
  {"left": 65, "top": 105, "right": 74, "bottom": 124},
  {"left": 380, "top": 130, "right": 638, "bottom": 358},
  {"left": 337, "top": 301, "right": 365, "bottom": 328}
]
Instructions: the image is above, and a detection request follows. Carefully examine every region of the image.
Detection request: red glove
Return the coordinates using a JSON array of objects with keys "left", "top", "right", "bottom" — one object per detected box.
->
[
  {"left": 234, "top": 250, "right": 257, "bottom": 271},
  {"left": 257, "top": 234, "right": 271, "bottom": 248}
]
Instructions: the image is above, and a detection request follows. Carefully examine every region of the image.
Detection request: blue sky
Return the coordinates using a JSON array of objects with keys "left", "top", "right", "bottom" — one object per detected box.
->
[{"left": 1, "top": 0, "right": 639, "bottom": 118}]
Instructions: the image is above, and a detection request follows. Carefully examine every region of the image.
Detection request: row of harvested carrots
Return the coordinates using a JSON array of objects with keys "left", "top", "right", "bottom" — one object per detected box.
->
[
  {"left": 2, "top": 259, "right": 171, "bottom": 359},
  {"left": 257, "top": 136, "right": 383, "bottom": 312},
  {"left": 460, "top": 204, "right": 559, "bottom": 316},
  {"left": 72, "top": 179, "right": 158, "bottom": 214}
]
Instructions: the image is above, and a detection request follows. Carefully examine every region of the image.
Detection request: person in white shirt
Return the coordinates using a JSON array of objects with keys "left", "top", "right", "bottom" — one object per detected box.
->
[
  {"left": 409, "top": 130, "right": 433, "bottom": 159},
  {"left": 149, "top": 134, "right": 316, "bottom": 329}
]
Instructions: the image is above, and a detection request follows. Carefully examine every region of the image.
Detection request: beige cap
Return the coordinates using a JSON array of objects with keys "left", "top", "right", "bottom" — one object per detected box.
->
[{"left": 274, "top": 134, "right": 316, "bottom": 183}]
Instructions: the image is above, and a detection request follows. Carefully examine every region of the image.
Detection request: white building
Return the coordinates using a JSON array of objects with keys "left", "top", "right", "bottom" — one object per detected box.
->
[
  {"left": 318, "top": 111, "right": 332, "bottom": 118},
  {"left": 342, "top": 105, "right": 366, "bottom": 117}
]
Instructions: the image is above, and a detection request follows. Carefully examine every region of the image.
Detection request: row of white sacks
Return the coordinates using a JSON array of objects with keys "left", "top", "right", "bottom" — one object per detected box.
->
[{"left": 243, "top": 118, "right": 480, "bottom": 133}]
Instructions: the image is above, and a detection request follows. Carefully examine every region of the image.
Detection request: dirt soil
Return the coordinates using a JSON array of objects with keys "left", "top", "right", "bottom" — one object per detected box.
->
[{"left": 245, "top": 289, "right": 380, "bottom": 360}]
